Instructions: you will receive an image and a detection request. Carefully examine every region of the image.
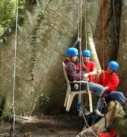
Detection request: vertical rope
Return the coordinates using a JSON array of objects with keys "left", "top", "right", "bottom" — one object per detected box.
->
[
  {"left": 102, "top": 0, "right": 104, "bottom": 70},
  {"left": 112, "top": 0, "right": 117, "bottom": 47},
  {"left": 84, "top": 0, "right": 87, "bottom": 49},
  {"left": 11, "top": 0, "right": 18, "bottom": 133},
  {"left": 78, "top": 0, "right": 80, "bottom": 39},
  {"left": 78, "top": 0, "right": 83, "bottom": 104},
  {"left": 13, "top": 0, "right": 18, "bottom": 106}
]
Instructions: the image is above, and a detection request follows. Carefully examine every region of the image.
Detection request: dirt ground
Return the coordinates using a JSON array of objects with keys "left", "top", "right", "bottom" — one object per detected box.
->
[{"left": 0, "top": 114, "right": 81, "bottom": 137}]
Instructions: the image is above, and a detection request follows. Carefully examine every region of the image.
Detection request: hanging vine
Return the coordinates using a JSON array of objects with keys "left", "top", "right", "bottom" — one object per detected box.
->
[
  {"left": 30, "top": 11, "right": 44, "bottom": 81},
  {"left": 29, "top": 10, "right": 44, "bottom": 116}
]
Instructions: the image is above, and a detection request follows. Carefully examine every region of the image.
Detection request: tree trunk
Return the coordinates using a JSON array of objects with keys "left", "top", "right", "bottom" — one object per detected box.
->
[{"left": 83, "top": 0, "right": 102, "bottom": 75}]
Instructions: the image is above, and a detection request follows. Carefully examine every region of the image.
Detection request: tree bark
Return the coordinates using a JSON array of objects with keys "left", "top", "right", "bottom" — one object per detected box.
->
[{"left": 83, "top": 0, "right": 102, "bottom": 75}]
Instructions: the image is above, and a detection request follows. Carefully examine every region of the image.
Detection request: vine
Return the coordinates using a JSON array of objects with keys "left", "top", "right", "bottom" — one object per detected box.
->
[
  {"left": 29, "top": 10, "right": 45, "bottom": 116},
  {"left": 30, "top": 11, "right": 44, "bottom": 81}
]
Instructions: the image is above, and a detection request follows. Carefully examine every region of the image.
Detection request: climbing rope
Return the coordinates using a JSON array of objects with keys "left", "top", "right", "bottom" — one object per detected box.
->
[
  {"left": 84, "top": 0, "right": 87, "bottom": 49},
  {"left": 10, "top": 0, "right": 19, "bottom": 135},
  {"left": 101, "top": 0, "right": 105, "bottom": 70},
  {"left": 112, "top": 0, "right": 118, "bottom": 48},
  {"left": 77, "top": 102, "right": 98, "bottom": 137},
  {"left": 78, "top": 0, "right": 87, "bottom": 107}
]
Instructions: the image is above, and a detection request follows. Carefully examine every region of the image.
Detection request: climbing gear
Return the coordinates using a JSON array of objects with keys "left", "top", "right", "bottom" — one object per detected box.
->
[
  {"left": 108, "top": 61, "right": 119, "bottom": 71},
  {"left": 77, "top": 102, "right": 98, "bottom": 137},
  {"left": 98, "top": 130, "right": 116, "bottom": 137},
  {"left": 82, "top": 50, "right": 91, "bottom": 57},
  {"left": 10, "top": 105, "right": 16, "bottom": 136},
  {"left": 66, "top": 47, "right": 78, "bottom": 56},
  {"left": 10, "top": 0, "right": 18, "bottom": 135},
  {"left": 93, "top": 96, "right": 104, "bottom": 117},
  {"left": 73, "top": 37, "right": 81, "bottom": 48},
  {"left": 103, "top": 99, "right": 107, "bottom": 108},
  {"left": 93, "top": 101, "right": 118, "bottom": 137}
]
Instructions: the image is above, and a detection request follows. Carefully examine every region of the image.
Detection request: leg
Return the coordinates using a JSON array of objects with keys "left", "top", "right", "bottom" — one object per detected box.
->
[
  {"left": 89, "top": 98, "right": 103, "bottom": 126},
  {"left": 108, "top": 91, "right": 126, "bottom": 105},
  {"left": 88, "top": 82, "right": 104, "bottom": 117},
  {"left": 88, "top": 82, "right": 104, "bottom": 96},
  {"left": 108, "top": 91, "right": 127, "bottom": 114}
]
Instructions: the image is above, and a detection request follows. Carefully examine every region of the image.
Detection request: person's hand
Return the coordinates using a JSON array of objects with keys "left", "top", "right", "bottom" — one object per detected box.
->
[{"left": 83, "top": 73, "right": 89, "bottom": 78}]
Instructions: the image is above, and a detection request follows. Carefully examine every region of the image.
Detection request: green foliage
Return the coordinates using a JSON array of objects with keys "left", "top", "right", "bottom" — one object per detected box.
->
[
  {"left": 0, "top": 0, "right": 43, "bottom": 43},
  {"left": 40, "top": 93, "right": 50, "bottom": 105},
  {"left": 0, "top": 0, "right": 16, "bottom": 37},
  {"left": 36, "top": 0, "right": 42, "bottom": 7},
  {"left": 30, "top": 10, "right": 45, "bottom": 81},
  {"left": 0, "top": 0, "right": 29, "bottom": 42}
]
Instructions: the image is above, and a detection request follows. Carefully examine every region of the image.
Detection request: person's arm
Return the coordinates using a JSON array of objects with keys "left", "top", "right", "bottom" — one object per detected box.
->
[
  {"left": 89, "top": 68, "right": 97, "bottom": 76},
  {"left": 66, "top": 63, "right": 84, "bottom": 81},
  {"left": 97, "top": 72, "right": 103, "bottom": 85},
  {"left": 84, "top": 62, "right": 97, "bottom": 77},
  {"left": 104, "top": 86, "right": 110, "bottom": 92}
]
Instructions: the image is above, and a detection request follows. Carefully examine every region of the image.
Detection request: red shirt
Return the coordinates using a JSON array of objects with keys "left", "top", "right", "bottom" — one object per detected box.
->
[
  {"left": 97, "top": 71, "right": 119, "bottom": 92},
  {"left": 77, "top": 61, "right": 97, "bottom": 82}
]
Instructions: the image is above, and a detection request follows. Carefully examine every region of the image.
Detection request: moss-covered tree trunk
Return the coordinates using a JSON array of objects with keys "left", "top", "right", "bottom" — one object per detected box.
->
[
  {"left": 0, "top": 0, "right": 125, "bottom": 118},
  {"left": 83, "top": 0, "right": 102, "bottom": 76},
  {"left": 117, "top": 0, "right": 127, "bottom": 94}
]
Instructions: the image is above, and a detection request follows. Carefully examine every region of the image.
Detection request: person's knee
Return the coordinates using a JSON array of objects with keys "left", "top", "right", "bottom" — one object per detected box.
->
[
  {"left": 119, "top": 92, "right": 124, "bottom": 97},
  {"left": 116, "top": 92, "right": 125, "bottom": 99},
  {"left": 99, "top": 85, "right": 104, "bottom": 94}
]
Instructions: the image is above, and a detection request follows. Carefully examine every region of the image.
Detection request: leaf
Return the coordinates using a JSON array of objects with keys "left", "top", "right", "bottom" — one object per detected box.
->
[
  {"left": 40, "top": 93, "right": 44, "bottom": 97},
  {"left": 25, "top": 10, "right": 31, "bottom": 20},
  {"left": 3, "top": 36, "right": 7, "bottom": 43},
  {"left": 0, "top": 39, "right": 3, "bottom": 43},
  {"left": 18, "top": 25, "right": 22, "bottom": 32},
  {"left": 36, "top": 0, "right": 42, "bottom": 7},
  {"left": 8, "top": 28, "right": 12, "bottom": 32}
]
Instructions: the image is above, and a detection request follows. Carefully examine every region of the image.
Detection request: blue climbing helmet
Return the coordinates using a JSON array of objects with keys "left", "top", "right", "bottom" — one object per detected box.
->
[
  {"left": 66, "top": 47, "right": 78, "bottom": 56},
  {"left": 82, "top": 49, "right": 91, "bottom": 57},
  {"left": 108, "top": 61, "right": 119, "bottom": 71}
]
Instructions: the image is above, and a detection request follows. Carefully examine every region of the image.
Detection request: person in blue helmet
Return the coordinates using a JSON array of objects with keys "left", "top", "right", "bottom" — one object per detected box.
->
[
  {"left": 64, "top": 47, "right": 104, "bottom": 117},
  {"left": 77, "top": 49, "right": 103, "bottom": 126},
  {"left": 77, "top": 49, "right": 97, "bottom": 82},
  {"left": 85, "top": 60, "right": 127, "bottom": 126},
  {"left": 97, "top": 61, "right": 127, "bottom": 112}
]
